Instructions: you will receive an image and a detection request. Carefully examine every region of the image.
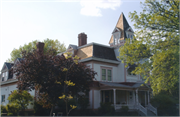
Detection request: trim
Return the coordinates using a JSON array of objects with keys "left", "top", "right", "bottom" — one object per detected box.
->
[
  {"left": 80, "top": 57, "right": 120, "bottom": 64},
  {"left": 78, "top": 42, "right": 113, "bottom": 49},
  {"left": 124, "top": 63, "right": 126, "bottom": 82},
  {"left": 0, "top": 79, "right": 18, "bottom": 86},
  {"left": 92, "top": 90, "right": 94, "bottom": 109}
]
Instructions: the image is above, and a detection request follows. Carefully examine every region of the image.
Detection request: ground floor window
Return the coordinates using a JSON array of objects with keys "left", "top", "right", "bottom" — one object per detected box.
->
[
  {"left": 101, "top": 90, "right": 113, "bottom": 103},
  {"left": 1, "top": 95, "right": 5, "bottom": 102}
]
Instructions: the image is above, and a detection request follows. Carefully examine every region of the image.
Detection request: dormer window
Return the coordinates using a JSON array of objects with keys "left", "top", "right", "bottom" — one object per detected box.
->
[{"left": 113, "top": 31, "right": 121, "bottom": 45}]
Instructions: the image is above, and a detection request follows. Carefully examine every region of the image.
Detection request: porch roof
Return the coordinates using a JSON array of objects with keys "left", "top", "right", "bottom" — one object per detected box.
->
[{"left": 99, "top": 81, "right": 143, "bottom": 89}]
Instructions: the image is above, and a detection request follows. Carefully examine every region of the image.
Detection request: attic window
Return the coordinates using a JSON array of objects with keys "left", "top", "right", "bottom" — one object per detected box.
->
[{"left": 113, "top": 32, "right": 121, "bottom": 45}]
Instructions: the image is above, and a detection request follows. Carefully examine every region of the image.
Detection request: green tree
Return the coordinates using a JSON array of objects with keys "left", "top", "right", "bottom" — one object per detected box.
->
[
  {"left": 118, "top": 0, "right": 179, "bottom": 95},
  {"left": 7, "top": 38, "right": 66, "bottom": 62},
  {"left": 7, "top": 90, "right": 33, "bottom": 115}
]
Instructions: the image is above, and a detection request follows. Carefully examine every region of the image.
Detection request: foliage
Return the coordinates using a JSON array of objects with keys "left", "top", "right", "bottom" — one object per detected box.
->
[
  {"left": 1, "top": 105, "right": 7, "bottom": 115},
  {"left": 6, "top": 104, "right": 20, "bottom": 116},
  {"left": 77, "top": 96, "right": 89, "bottom": 110},
  {"left": 150, "top": 91, "right": 178, "bottom": 116},
  {"left": 7, "top": 90, "right": 33, "bottom": 115},
  {"left": 118, "top": 0, "right": 179, "bottom": 94},
  {"left": 98, "top": 102, "right": 115, "bottom": 115},
  {"left": 33, "top": 101, "right": 51, "bottom": 116},
  {"left": 7, "top": 38, "right": 66, "bottom": 62},
  {"left": 14, "top": 48, "right": 97, "bottom": 116}
]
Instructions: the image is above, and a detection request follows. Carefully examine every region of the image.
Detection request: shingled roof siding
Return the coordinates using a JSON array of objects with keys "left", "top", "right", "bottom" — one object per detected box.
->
[{"left": 93, "top": 44, "right": 117, "bottom": 61}]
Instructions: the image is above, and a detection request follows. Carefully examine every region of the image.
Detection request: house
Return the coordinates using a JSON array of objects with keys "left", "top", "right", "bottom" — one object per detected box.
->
[
  {"left": 0, "top": 58, "right": 35, "bottom": 111},
  {"left": 1, "top": 12, "right": 157, "bottom": 116},
  {"left": 59, "top": 13, "right": 157, "bottom": 116}
]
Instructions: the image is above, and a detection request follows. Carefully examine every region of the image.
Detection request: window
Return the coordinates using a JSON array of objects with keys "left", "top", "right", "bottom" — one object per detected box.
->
[
  {"left": 131, "top": 35, "right": 133, "bottom": 39},
  {"left": 113, "top": 32, "right": 120, "bottom": 45},
  {"left": 2, "top": 73, "right": 5, "bottom": 81},
  {"left": 101, "top": 67, "right": 112, "bottom": 81},
  {"left": 1, "top": 95, "right": 5, "bottom": 102},
  {"left": 127, "top": 67, "right": 136, "bottom": 75}
]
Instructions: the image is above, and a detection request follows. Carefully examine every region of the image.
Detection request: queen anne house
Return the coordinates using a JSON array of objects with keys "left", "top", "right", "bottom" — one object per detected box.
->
[
  {"left": 58, "top": 13, "right": 157, "bottom": 116},
  {"left": 1, "top": 13, "right": 157, "bottom": 116}
]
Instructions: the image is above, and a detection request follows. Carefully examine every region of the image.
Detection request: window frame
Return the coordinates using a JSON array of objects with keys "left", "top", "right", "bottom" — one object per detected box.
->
[{"left": 101, "top": 66, "right": 113, "bottom": 82}]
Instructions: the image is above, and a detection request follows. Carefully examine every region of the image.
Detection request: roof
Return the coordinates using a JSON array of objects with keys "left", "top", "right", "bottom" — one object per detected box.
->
[
  {"left": 5, "top": 62, "right": 14, "bottom": 69},
  {"left": 99, "top": 81, "right": 143, "bottom": 88},
  {"left": 75, "top": 42, "right": 118, "bottom": 62},
  {"left": 109, "top": 12, "right": 131, "bottom": 44},
  {"left": 93, "top": 44, "right": 117, "bottom": 61},
  {"left": 68, "top": 44, "right": 78, "bottom": 50}
]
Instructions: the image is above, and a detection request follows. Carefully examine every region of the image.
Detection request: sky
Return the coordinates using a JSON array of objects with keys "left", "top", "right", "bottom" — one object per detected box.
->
[{"left": 0, "top": 0, "right": 145, "bottom": 71}]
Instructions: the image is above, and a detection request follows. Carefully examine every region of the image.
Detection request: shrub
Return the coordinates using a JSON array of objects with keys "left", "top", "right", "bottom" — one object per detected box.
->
[
  {"left": 150, "top": 92, "right": 178, "bottom": 116},
  {"left": 33, "top": 101, "right": 50, "bottom": 116},
  {"left": 98, "top": 102, "right": 115, "bottom": 115},
  {"left": 1, "top": 105, "right": 7, "bottom": 115},
  {"left": 6, "top": 104, "right": 20, "bottom": 116},
  {"left": 77, "top": 96, "right": 89, "bottom": 110},
  {"left": 120, "top": 106, "right": 129, "bottom": 115}
]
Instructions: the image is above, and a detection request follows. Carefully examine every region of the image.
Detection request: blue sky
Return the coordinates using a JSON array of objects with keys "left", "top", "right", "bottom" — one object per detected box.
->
[{"left": 0, "top": 0, "right": 145, "bottom": 70}]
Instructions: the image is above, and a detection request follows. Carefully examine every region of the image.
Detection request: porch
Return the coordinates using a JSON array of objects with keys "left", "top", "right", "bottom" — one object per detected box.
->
[{"left": 99, "top": 82, "right": 157, "bottom": 116}]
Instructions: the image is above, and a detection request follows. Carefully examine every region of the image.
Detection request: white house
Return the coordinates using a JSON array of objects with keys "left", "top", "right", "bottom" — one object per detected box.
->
[
  {"left": 59, "top": 13, "right": 157, "bottom": 116},
  {"left": 0, "top": 58, "right": 35, "bottom": 111},
  {"left": 1, "top": 12, "right": 157, "bottom": 116}
]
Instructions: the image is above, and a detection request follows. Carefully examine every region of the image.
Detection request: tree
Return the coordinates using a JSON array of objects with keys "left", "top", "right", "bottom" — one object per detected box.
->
[
  {"left": 7, "top": 38, "right": 66, "bottom": 62},
  {"left": 14, "top": 47, "right": 97, "bottom": 116},
  {"left": 7, "top": 90, "right": 33, "bottom": 115},
  {"left": 118, "top": 0, "right": 179, "bottom": 95},
  {"left": 150, "top": 91, "right": 178, "bottom": 116}
]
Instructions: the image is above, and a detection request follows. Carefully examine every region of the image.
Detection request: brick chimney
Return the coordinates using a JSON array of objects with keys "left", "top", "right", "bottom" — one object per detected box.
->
[
  {"left": 78, "top": 32, "right": 87, "bottom": 47},
  {"left": 36, "top": 42, "right": 44, "bottom": 55}
]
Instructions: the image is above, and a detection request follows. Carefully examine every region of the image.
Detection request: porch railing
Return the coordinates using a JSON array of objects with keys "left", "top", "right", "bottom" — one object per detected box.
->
[
  {"left": 137, "top": 103, "right": 147, "bottom": 116},
  {"left": 114, "top": 104, "right": 136, "bottom": 110},
  {"left": 147, "top": 103, "right": 157, "bottom": 115}
]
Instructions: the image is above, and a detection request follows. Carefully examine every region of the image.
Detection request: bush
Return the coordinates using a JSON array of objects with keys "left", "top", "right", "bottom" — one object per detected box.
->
[
  {"left": 33, "top": 101, "right": 51, "bottom": 116},
  {"left": 150, "top": 92, "right": 178, "bottom": 116},
  {"left": 1, "top": 105, "right": 7, "bottom": 115},
  {"left": 120, "top": 106, "right": 129, "bottom": 115},
  {"left": 6, "top": 104, "right": 20, "bottom": 116},
  {"left": 77, "top": 96, "right": 89, "bottom": 110},
  {"left": 98, "top": 102, "right": 115, "bottom": 115}
]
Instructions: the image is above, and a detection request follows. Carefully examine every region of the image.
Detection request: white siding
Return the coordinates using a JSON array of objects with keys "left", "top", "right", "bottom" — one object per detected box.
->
[{"left": 93, "top": 90, "right": 100, "bottom": 109}]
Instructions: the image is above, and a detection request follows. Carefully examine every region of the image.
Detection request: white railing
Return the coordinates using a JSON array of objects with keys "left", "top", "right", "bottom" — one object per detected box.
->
[
  {"left": 113, "top": 104, "right": 137, "bottom": 110},
  {"left": 147, "top": 103, "right": 157, "bottom": 115},
  {"left": 137, "top": 103, "right": 147, "bottom": 116}
]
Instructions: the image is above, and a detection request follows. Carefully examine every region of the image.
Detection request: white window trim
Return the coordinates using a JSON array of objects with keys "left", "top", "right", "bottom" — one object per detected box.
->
[{"left": 101, "top": 66, "right": 113, "bottom": 82}]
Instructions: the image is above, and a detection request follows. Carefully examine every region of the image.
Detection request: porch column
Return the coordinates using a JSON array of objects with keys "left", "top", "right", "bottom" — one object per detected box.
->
[
  {"left": 147, "top": 91, "right": 150, "bottom": 104},
  {"left": 145, "top": 91, "right": 147, "bottom": 106},
  {"left": 113, "top": 89, "right": 116, "bottom": 110},
  {"left": 136, "top": 89, "right": 138, "bottom": 105}
]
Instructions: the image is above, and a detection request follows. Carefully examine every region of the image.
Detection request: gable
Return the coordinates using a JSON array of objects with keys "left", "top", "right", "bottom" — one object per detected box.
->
[
  {"left": 126, "top": 27, "right": 134, "bottom": 33},
  {"left": 1, "top": 64, "right": 7, "bottom": 71}
]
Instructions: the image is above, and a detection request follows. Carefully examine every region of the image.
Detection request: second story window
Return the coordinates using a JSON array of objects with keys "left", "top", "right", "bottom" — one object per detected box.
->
[
  {"left": 101, "top": 67, "right": 112, "bottom": 81},
  {"left": 2, "top": 73, "right": 5, "bottom": 81}
]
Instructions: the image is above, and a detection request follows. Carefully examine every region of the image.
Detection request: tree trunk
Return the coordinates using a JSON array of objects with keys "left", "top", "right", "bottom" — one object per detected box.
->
[{"left": 50, "top": 105, "right": 54, "bottom": 116}]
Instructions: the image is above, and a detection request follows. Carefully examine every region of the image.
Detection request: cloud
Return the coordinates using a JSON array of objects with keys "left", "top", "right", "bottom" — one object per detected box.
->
[{"left": 80, "top": 0, "right": 122, "bottom": 17}]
